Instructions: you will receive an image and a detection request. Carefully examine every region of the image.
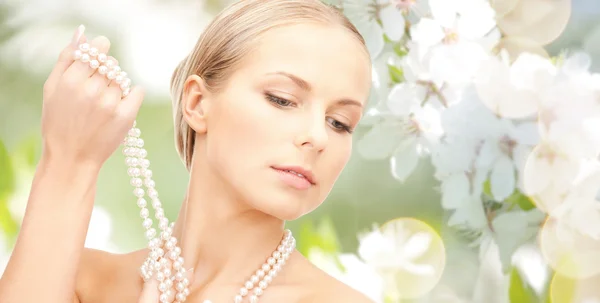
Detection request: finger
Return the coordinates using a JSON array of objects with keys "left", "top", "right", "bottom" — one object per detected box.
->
[
  {"left": 137, "top": 278, "right": 160, "bottom": 303},
  {"left": 65, "top": 36, "right": 111, "bottom": 80},
  {"left": 117, "top": 85, "right": 145, "bottom": 123},
  {"left": 87, "top": 39, "right": 113, "bottom": 87},
  {"left": 103, "top": 56, "right": 121, "bottom": 86},
  {"left": 99, "top": 85, "right": 123, "bottom": 111},
  {"left": 44, "top": 25, "right": 86, "bottom": 96}
]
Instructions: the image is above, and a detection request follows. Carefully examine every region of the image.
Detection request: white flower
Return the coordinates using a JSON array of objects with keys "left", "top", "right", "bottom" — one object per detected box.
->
[
  {"left": 358, "top": 82, "right": 443, "bottom": 182},
  {"left": 343, "top": 0, "right": 407, "bottom": 58},
  {"left": 475, "top": 119, "right": 539, "bottom": 201},
  {"left": 409, "top": 0, "right": 498, "bottom": 86},
  {"left": 550, "top": 161, "right": 600, "bottom": 240},
  {"left": 475, "top": 51, "right": 556, "bottom": 118},
  {"left": 358, "top": 223, "right": 435, "bottom": 276}
]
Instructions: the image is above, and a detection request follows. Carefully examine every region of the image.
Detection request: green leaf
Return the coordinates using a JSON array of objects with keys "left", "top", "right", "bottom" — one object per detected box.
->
[
  {"left": 0, "top": 139, "right": 18, "bottom": 242},
  {"left": 296, "top": 217, "right": 341, "bottom": 256},
  {"left": 315, "top": 217, "right": 341, "bottom": 253},
  {"left": 12, "top": 134, "right": 40, "bottom": 167},
  {"left": 393, "top": 44, "right": 409, "bottom": 58},
  {"left": 388, "top": 64, "right": 405, "bottom": 84},
  {"left": 505, "top": 191, "right": 536, "bottom": 211},
  {"left": 483, "top": 179, "right": 493, "bottom": 197},
  {"left": 509, "top": 267, "right": 540, "bottom": 303}
]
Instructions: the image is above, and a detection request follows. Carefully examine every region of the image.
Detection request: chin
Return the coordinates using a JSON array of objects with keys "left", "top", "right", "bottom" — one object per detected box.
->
[{"left": 251, "top": 190, "right": 320, "bottom": 221}]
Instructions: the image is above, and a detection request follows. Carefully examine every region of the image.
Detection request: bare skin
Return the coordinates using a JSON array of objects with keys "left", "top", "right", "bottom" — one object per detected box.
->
[{"left": 0, "top": 19, "right": 374, "bottom": 303}]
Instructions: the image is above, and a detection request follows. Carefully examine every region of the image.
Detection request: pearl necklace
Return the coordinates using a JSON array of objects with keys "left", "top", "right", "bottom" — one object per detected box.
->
[{"left": 73, "top": 42, "right": 296, "bottom": 303}]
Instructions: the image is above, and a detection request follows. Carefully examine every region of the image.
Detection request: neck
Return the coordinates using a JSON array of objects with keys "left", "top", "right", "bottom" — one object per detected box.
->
[{"left": 171, "top": 159, "right": 287, "bottom": 289}]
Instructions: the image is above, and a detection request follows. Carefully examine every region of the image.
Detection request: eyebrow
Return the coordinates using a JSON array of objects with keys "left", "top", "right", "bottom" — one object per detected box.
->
[{"left": 266, "top": 71, "right": 364, "bottom": 109}]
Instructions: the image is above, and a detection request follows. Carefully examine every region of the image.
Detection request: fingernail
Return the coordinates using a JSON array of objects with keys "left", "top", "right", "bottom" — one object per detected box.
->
[{"left": 71, "top": 24, "right": 85, "bottom": 46}]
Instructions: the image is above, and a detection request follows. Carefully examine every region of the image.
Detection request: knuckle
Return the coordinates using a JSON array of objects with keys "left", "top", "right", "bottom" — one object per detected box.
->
[
  {"left": 83, "top": 83, "right": 100, "bottom": 99},
  {"left": 60, "top": 74, "right": 80, "bottom": 90},
  {"left": 58, "top": 47, "right": 73, "bottom": 61}
]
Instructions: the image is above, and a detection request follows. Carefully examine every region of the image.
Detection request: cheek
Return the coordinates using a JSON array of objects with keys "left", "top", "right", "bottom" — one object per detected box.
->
[
  {"left": 318, "top": 137, "right": 353, "bottom": 190},
  {"left": 205, "top": 94, "right": 274, "bottom": 174}
]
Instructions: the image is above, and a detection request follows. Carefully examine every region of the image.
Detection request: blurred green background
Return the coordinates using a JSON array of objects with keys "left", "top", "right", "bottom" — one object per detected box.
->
[{"left": 2, "top": 0, "right": 600, "bottom": 301}]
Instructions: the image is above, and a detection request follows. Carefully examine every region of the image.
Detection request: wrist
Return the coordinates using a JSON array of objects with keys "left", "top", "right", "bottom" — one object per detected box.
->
[{"left": 37, "top": 153, "right": 101, "bottom": 183}]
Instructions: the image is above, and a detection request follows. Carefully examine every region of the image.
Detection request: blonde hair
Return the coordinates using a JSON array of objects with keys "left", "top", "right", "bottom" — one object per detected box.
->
[{"left": 170, "top": 0, "right": 367, "bottom": 170}]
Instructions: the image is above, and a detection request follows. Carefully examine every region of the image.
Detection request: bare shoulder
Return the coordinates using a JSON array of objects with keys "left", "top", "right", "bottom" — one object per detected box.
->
[
  {"left": 75, "top": 247, "right": 146, "bottom": 303},
  {"left": 293, "top": 253, "right": 375, "bottom": 303}
]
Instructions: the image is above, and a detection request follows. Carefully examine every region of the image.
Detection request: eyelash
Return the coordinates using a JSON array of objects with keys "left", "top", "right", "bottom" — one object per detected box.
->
[{"left": 265, "top": 94, "right": 354, "bottom": 134}]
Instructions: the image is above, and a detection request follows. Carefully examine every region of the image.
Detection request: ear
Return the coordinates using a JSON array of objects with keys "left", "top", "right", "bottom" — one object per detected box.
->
[{"left": 181, "top": 75, "right": 211, "bottom": 134}]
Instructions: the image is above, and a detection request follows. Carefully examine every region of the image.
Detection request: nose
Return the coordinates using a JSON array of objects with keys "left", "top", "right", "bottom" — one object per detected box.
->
[{"left": 294, "top": 115, "right": 328, "bottom": 152}]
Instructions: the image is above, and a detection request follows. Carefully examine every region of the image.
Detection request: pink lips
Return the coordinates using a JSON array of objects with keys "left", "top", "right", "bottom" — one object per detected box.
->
[{"left": 271, "top": 166, "right": 315, "bottom": 190}]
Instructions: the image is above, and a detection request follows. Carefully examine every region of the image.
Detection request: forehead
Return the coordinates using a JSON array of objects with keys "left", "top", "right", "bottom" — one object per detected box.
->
[{"left": 233, "top": 23, "right": 372, "bottom": 103}]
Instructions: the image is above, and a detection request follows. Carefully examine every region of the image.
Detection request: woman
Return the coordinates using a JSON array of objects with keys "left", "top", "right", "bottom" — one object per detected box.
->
[{"left": 0, "top": 0, "right": 373, "bottom": 302}]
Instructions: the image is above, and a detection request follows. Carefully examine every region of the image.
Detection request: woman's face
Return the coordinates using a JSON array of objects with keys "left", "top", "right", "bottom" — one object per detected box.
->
[{"left": 192, "top": 23, "right": 371, "bottom": 220}]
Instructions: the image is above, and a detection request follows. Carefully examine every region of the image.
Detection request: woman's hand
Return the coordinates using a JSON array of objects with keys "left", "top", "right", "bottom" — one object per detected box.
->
[{"left": 41, "top": 25, "right": 144, "bottom": 170}]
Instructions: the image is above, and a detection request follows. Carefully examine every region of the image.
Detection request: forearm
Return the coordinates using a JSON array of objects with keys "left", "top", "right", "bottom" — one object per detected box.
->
[{"left": 0, "top": 157, "right": 99, "bottom": 302}]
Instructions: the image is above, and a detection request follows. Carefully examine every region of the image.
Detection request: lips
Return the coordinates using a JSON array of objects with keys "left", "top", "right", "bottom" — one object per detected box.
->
[
  {"left": 271, "top": 165, "right": 316, "bottom": 190},
  {"left": 271, "top": 166, "right": 315, "bottom": 185}
]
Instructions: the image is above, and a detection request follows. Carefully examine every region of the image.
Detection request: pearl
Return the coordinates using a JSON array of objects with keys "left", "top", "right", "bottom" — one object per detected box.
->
[
  {"left": 259, "top": 281, "right": 267, "bottom": 289},
  {"left": 146, "top": 228, "right": 156, "bottom": 239},
  {"left": 158, "top": 282, "right": 168, "bottom": 292},
  {"left": 234, "top": 295, "right": 243, "bottom": 303},
  {"left": 73, "top": 49, "right": 82, "bottom": 60},
  {"left": 249, "top": 295, "right": 258, "bottom": 303},
  {"left": 183, "top": 288, "right": 190, "bottom": 296},
  {"left": 267, "top": 257, "right": 276, "bottom": 266},
  {"left": 263, "top": 275, "right": 272, "bottom": 284},
  {"left": 240, "top": 288, "right": 249, "bottom": 296},
  {"left": 107, "top": 71, "right": 117, "bottom": 80},
  {"left": 97, "top": 53, "right": 107, "bottom": 63},
  {"left": 79, "top": 43, "right": 90, "bottom": 52},
  {"left": 253, "top": 287, "right": 263, "bottom": 296},
  {"left": 176, "top": 282, "right": 185, "bottom": 291},
  {"left": 159, "top": 294, "right": 169, "bottom": 303},
  {"left": 250, "top": 275, "right": 259, "bottom": 284},
  {"left": 105, "top": 59, "right": 115, "bottom": 68},
  {"left": 176, "top": 293, "right": 186, "bottom": 302},
  {"left": 140, "top": 208, "right": 149, "bottom": 218},
  {"left": 81, "top": 53, "right": 90, "bottom": 63},
  {"left": 137, "top": 198, "right": 147, "bottom": 208},
  {"left": 143, "top": 218, "right": 153, "bottom": 229},
  {"left": 134, "top": 188, "right": 145, "bottom": 198},
  {"left": 256, "top": 269, "right": 265, "bottom": 278},
  {"left": 131, "top": 178, "right": 143, "bottom": 187},
  {"left": 89, "top": 47, "right": 99, "bottom": 57},
  {"left": 261, "top": 264, "right": 270, "bottom": 272}
]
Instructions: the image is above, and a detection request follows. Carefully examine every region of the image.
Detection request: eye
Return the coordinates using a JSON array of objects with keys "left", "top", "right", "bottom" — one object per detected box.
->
[
  {"left": 265, "top": 94, "right": 295, "bottom": 107},
  {"left": 327, "top": 117, "right": 353, "bottom": 134}
]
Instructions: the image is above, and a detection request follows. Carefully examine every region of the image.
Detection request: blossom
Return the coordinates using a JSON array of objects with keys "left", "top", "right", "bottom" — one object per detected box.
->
[{"left": 343, "top": 0, "right": 408, "bottom": 58}]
